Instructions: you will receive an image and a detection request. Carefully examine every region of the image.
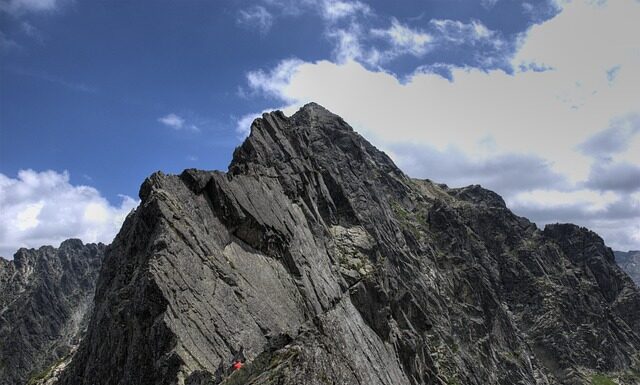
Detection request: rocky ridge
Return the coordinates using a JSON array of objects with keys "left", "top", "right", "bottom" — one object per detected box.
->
[
  {"left": 0, "top": 240, "right": 105, "bottom": 385},
  {"left": 50, "top": 103, "right": 640, "bottom": 385},
  {"left": 615, "top": 250, "right": 640, "bottom": 287}
]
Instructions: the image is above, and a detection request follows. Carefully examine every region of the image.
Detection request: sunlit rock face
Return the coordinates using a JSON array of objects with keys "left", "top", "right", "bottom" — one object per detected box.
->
[
  {"left": 51, "top": 104, "right": 640, "bottom": 385},
  {"left": 0, "top": 240, "right": 105, "bottom": 385}
]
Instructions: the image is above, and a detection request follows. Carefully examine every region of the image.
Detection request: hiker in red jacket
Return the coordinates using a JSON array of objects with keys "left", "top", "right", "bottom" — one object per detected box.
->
[{"left": 232, "top": 359, "right": 244, "bottom": 371}]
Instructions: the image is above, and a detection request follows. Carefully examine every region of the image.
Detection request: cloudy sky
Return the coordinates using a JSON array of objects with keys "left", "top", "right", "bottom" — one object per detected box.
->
[{"left": 0, "top": 0, "right": 638, "bottom": 257}]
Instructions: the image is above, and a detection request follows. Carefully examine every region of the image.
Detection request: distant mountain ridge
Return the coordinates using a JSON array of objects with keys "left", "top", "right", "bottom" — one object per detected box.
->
[
  {"left": 0, "top": 240, "right": 105, "bottom": 385},
  {"left": 615, "top": 250, "right": 640, "bottom": 286}
]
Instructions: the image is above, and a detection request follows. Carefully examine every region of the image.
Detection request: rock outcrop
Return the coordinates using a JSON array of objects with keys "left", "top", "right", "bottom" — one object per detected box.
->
[
  {"left": 54, "top": 103, "right": 640, "bottom": 385},
  {"left": 615, "top": 250, "right": 640, "bottom": 287},
  {"left": 0, "top": 240, "right": 105, "bottom": 385}
]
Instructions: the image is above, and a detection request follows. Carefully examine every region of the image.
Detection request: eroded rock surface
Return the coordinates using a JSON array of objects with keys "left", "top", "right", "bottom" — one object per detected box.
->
[
  {"left": 55, "top": 104, "right": 640, "bottom": 385},
  {"left": 0, "top": 240, "right": 104, "bottom": 385}
]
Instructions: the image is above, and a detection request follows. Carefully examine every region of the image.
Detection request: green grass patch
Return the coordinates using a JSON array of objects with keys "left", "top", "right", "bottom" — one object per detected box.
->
[{"left": 590, "top": 374, "right": 617, "bottom": 385}]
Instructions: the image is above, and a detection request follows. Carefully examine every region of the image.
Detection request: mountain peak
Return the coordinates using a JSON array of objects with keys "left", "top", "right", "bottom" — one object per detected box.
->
[{"left": 43, "top": 105, "right": 640, "bottom": 385}]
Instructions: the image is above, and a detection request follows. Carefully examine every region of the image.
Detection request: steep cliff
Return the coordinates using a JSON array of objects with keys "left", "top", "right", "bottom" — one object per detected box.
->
[
  {"left": 615, "top": 250, "right": 640, "bottom": 287},
  {"left": 55, "top": 103, "right": 640, "bottom": 385},
  {"left": 0, "top": 240, "right": 105, "bottom": 385}
]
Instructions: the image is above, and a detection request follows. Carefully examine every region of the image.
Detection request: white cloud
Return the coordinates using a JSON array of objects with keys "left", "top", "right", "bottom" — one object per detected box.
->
[
  {"left": 237, "top": 5, "right": 274, "bottom": 35},
  {"left": 236, "top": 112, "right": 261, "bottom": 138},
  {"left": 158, "top": 113, "right": 199, "bottom": 132},
  {"left": 326, "top": 25, "right": 371, "bottom": 64},
  {"left": 321, "top": 0, "right": 370, "bottom": 21},
  {"left": 158, "top": 113, "right": 184, "bottom": 129},
  {"left": 16, "top": 201, "right": 43, "bottom": 231},
  {"left": 430, "top": 19, "right": 496, "bottom": 44},
  {"left": 239, "top": 0, "right": 640, "bottom": 249},
  {"left": 371, "top": 18, "right": 433, "bottom": 58},
  {"left": 246, "top": 58, "right": 304, "bottom": 100},
  {"left": 0, "top": 170, "right": 138, "bottom": 258},
  {"left": 510, "top": 189, "right": 619, "bottom": 212}
]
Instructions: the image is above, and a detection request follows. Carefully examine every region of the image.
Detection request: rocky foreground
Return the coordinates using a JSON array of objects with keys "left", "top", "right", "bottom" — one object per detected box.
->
[
  {"left": 0, "top": 240, "right": 104, "bottom": 385},
  {"left": 5, "top": 103, "right": 640, "bottom": 385}
]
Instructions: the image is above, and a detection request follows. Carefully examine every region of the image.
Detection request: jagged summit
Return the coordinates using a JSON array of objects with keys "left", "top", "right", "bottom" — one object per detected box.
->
[{"left": 41, "top": 104, "right": 640, "bottom": 385}]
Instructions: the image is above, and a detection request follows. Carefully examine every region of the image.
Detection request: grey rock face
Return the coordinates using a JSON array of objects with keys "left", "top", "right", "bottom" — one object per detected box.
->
[
  {"left": 615, "top": 250, "right": 640, "bottom": 287},
  {"left": 56, "top": 103, "right": 640, "bottom": 385},
  {"left": 0, "top": 239, "right": 105, "bottom": 385}
]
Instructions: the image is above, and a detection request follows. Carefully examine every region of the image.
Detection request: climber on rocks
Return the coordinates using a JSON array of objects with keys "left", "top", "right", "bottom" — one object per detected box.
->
[{"left": 231, "top": 359, "right": 244, "bottom": 371}]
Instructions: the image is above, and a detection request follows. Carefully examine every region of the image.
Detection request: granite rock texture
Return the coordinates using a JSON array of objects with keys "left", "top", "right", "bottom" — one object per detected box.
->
[
  {"left": 54, "top": 103, "right": 640, "bottom": 385},
  {"left": 0, "top": 240, "right": 105, "bottom": 385}
]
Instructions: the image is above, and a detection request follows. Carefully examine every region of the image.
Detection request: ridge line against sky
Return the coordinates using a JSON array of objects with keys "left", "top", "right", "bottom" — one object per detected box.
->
[{"left": 0, "top": 0, "right": 639, "bottom": 257}]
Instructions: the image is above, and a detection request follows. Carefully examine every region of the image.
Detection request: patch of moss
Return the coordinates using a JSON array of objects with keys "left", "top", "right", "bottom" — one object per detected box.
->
[
  {"left": 390, "top": 201, "right": 409, "bottom": 221},
  {"left": 446, "top": 377, "right": 461, "bottom": 385},
  {"left": 590, "top": 374, "right": 617, "bottom": 385}
]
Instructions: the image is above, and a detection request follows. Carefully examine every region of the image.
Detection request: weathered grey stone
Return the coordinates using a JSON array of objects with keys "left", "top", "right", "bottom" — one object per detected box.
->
[
  {"left": 0, "top": 240, "right": 104, "bottom": 385},
  {"left": 53, "top": 103, "right": 640, "bottom": 385}
]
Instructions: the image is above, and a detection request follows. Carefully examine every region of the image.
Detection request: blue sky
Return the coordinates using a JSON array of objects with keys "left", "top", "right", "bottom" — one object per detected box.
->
[{"left": 1, "top": 0, "right": 639, "bottom": 256}]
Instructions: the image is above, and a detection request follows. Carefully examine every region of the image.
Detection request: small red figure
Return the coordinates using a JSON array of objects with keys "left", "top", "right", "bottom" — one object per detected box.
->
[{"left": 232, "top": 360, "right": 244, "bottom": 371}]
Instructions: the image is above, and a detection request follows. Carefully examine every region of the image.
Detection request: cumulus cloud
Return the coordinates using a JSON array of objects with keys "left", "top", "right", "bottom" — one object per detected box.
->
[
  {"left": 0, "top": 170, "right": 138, "bottom": 258},
  {"left": 237, "top": 0, "right": 640, "bottom": 249},
  {"left": 237, "top": 5, "right": 274, "bottom": 35},
  {"left": 158, "top": 113, "right": 199, "bottom": 132}
]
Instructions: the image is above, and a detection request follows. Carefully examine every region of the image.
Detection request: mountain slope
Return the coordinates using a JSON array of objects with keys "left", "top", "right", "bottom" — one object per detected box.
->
[
  {"left": 56, "top": 103, "right": 640, "bottom": 385},
  {"left": 615, "top": 250, "right": 640, "bottom": 287},
  {"left": 0, "top": 240, "right": 105, "bottom": 385}
]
